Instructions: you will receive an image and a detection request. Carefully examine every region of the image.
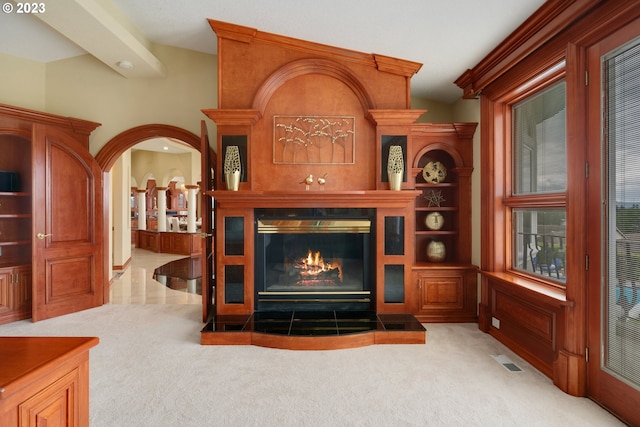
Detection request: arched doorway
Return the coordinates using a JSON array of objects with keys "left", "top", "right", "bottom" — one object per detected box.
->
[
  {"left": 96, "top": 124, "right": 201, "bottom": 170},
  {"left": 96, "top": 124, "right": 212, "bottom": 303}
]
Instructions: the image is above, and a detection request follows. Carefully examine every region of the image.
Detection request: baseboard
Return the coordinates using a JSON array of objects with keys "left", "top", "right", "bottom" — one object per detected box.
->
[{"left": 113, "top": 256, "right": 132, "bottom": 271}]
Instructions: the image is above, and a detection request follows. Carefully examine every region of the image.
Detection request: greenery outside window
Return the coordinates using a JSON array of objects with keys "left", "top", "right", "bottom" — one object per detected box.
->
[{"left": 508, "top": 77, "right": 567, "bottom": 287}]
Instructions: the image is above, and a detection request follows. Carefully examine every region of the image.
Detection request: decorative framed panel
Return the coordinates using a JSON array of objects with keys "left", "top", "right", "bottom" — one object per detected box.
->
[{"left": 273, "top": 116, "right": 355, "bottom": 164}]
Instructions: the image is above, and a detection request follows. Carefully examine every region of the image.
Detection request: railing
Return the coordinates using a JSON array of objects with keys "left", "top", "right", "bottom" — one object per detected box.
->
[
  {"left": 615, "top": 237, "right": 640, "bottom": 312},
  {"left": 518, "top": 232, "right": 566, "bottom": 280}
]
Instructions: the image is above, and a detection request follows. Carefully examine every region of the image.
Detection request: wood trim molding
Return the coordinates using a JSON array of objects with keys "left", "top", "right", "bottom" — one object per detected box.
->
[
  {"left": 112, "top": 256, "right": 132, "bottom": 271},
  {"left": 201, "top": 329, "right": 425, "bottom": 349},
  {"left": 0, "top": 127, "right": 31, "bottom": 139},
  {"left": 413, "top": 142, "right": 464, "bottom": 168},
  {"left": 481, "top": 271, "right": 571, "bottom": 307},
  {"left": 372, "top": 54, "right": 422, "bottom": 77},
  {"left": 208, "top": 20, "right": 422, "bottom": 79},
  {"left": 96, "top": 124, "right": 200, "bottom": 171},
  {"left": 209, "top": 190, "right": 421, "bottom": 210},
  {"left": 0, "top": 103, "right": 101, "bottom": 136},
  {"left": 454, "top": 0, "right": 601, "bottom": 98},
  {"left": 554, "top": 349, "right": 587, "bottom": 396},
  {"left": 207, "top": 19, "right": 257, "bottom": 43},
  {"left": 252, "top": 58, "right": 377, "bottom": 114},
  {"left": 366, "top": 109, "right": 426, "bottom": 125},
  {"left": 201, "top": 109, "right": 262, "bottom": 126}
]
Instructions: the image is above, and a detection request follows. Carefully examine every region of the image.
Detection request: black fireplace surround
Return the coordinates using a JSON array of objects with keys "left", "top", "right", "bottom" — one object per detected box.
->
[{"left": 255, "top": 208, "right": 375, "bottom": 312}]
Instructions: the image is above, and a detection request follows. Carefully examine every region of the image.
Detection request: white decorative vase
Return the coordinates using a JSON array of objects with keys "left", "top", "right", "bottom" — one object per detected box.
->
[
  {"left": 224, "top": 146, "right": 241, "bottom": 191},
  {"left": 387, "top": 145, "right": 404, "bottom": 191},
  {"left": 426, "top": 240, "right": 446, "bottom": 262}
]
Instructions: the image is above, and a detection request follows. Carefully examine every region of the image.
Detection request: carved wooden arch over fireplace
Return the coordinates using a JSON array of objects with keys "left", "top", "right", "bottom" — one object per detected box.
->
[
  {"left": 200, "top": 21, "right": 476, "bottom": 348},
  {"left": 251, "top": 58, "right": 377, "bottom": 114}
]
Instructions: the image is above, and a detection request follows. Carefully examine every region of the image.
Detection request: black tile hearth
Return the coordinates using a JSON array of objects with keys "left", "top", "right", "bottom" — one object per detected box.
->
[{"left": 202, "top": 310, "right": 425, "bottom": 337}]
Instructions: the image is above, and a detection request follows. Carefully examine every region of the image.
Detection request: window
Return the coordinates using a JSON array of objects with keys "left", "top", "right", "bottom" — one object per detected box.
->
[
  {"left": 513, "top": 82, "right": 566, "bottom": 195},
  {"left": 603, "top": 38, "right": 640, "bottom": 390},
  {"left": 509, "top": 79, "right": 567, "bottom": 286}
]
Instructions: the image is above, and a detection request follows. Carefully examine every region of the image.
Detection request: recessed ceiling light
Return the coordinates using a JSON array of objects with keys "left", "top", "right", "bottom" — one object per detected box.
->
[
  {"left": 163, "top": 146, "right": 169, "bottom": 150},
  {"left": 116, "top": 60, "right": 134, "bottom": 70}
]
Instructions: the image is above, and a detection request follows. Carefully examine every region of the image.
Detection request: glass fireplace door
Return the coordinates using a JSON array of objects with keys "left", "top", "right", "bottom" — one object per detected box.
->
[{"left": 256, "top": 218, "right": 372, "bottom": 311}]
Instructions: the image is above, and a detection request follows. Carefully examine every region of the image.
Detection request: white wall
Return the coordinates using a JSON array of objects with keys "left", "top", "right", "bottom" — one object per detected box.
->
[
  {"left": 112, "top": 151, "right": 132, "bottom": 269},
  {"left": 0, "top": 53, "right": 46, "bottom": 110},
  {"left": 2, "top": 48, "right": 218, "bottom": 155},
  {"left": 412, "top": 96, "right": 454, "bottom": 123}
]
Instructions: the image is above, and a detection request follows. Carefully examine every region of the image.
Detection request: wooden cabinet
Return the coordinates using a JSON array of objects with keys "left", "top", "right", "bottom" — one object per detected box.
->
[
  {"left": 137, "top": 230, "right": 201, "bottom": 255},
  {"left": 414, "top": 265, "right": 477, "bottom": 322},
  {"left": 0, "top": 103, "right": 103, "bottom": 324},
  {"left": 138, "top": 230, "right": 160, "bottom": 252},
  {"left": 160, "top": 232, "right": 201, "bottom": 255},
  {"left": 410, "top": 123, "right": 478, "bottom": 322},
  {"left": 0, "top": 336, "right": 98, "bottom": 427},
  {"left": 0, "top": 192, "right": 31, "bottom": 269},
  {"left": 0, "top": 266, "right": 31, "bottom": 324},
  {"left": 0, "top": 132, "right": 32, "bottom": 326}
]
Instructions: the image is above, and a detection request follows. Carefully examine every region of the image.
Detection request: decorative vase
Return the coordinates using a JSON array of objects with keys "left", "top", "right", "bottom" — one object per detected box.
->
[
  {"left": 224, "top": 145, "right": 241, "bottom": 191},
  {"left": 387, "top": 145, "right": 404, "bottom": 191},
  {"left": 426, "top": 240, "right": 446, "bottom": 262},
  {"left": 225, "top": 170, "right": 240, "bottom": 191}
]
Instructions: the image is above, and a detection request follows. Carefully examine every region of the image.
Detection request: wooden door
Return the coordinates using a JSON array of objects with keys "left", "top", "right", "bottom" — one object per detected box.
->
[
  {"left": 200, "top": 121, "right": 215, "bottom": 322},
  {"left": 31, "top": 124, "right": 103, "bottom": 321},
  {"left": 586, "top": 18, "right": 640, "bottom": 426}
]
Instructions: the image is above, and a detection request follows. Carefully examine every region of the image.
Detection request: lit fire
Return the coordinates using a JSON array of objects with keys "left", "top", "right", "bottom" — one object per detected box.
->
[{"left": 297, "top": 249, "right": 342, "bottom": 280}]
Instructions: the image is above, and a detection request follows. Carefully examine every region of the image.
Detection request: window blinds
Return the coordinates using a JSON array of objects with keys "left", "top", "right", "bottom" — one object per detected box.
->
[{"left": 605, "top": 38, "right": 640, "bottom": 390}]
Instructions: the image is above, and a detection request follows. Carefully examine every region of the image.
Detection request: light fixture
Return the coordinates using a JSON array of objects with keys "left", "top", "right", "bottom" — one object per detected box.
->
[
  {"left": 163, "top": 146, "right": 169, "bottom": 151},
  {"left": 116, "top": 60, "right": 134, "bottom": 70}
]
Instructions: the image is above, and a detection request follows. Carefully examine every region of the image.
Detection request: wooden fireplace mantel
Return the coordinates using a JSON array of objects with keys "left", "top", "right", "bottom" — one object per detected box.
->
[{"left": 207, "top": 190, "right": 421, "bottom": 209}]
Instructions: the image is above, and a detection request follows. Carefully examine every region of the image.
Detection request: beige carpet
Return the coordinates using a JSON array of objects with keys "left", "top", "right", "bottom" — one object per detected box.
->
[{"left": 0, "top": 304, "right": 624, "bottom": 427}]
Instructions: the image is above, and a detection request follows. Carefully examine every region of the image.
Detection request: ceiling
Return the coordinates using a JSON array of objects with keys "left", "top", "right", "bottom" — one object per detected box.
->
[
  {"left": 131, "top": 138, "right": 197, "bottom": 154},
  {"left": 1, "top": 0, "right": 547, "bottom": 104}
]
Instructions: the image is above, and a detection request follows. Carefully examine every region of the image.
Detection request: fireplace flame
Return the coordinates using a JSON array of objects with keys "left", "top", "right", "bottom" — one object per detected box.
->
[{"left": 298, "top": 249, "right": 342, "bottom": 280}]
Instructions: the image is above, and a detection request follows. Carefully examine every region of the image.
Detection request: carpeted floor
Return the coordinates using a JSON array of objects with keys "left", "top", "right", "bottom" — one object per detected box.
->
[{"left": 0, "top": 304, "right": 624, "bottom": 427}]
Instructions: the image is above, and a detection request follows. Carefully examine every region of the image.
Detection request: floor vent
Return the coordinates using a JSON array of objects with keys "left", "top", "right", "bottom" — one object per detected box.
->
[{"left": 492, "top": 355, "right": 523, "bottom": 372}]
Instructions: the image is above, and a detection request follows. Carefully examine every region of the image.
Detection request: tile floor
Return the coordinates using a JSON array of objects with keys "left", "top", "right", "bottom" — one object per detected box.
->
[{"left": 109, "top": 248, "right": 201, "bottom": 305}]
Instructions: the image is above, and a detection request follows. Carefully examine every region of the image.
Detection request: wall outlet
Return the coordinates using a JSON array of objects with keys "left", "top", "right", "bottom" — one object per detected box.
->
[{"left": 491, "top": 317, "right": 500, "bottom": 329}]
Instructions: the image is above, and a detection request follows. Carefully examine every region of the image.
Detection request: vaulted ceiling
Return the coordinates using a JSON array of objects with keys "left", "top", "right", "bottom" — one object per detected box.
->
[{"left": 0, "top": 0, "right": 546, "bottom": 104}]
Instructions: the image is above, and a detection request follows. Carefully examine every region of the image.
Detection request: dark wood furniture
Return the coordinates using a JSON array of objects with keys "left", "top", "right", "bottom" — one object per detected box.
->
[
  {"left": 136, "top": 230, "right": 202, "bottom": 255},
  {"left": 0, "top": 336, "right": 99, "bottom": 427},
  {"left": 0, "top": 104, "right": 104, "bottom": 324}
]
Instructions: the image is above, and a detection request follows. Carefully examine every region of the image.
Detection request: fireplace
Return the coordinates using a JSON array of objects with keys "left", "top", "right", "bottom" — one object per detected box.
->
[{"left": 255, "top": 208, "right": 375, "bottom": 312}]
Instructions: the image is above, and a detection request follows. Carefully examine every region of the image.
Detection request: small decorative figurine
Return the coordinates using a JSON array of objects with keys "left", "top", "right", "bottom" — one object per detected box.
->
[
  {"left": 317, "top": 173, "right": 327, "bottom": 189},
  {"left": 425, "top": 211, "right": 444, "bottom": 230},
  {"left": 300, "top": 174, "right": 314, "bottom": 190},
  {"left": 424, "top": 190, "right": 446, "bottom": 207}
]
